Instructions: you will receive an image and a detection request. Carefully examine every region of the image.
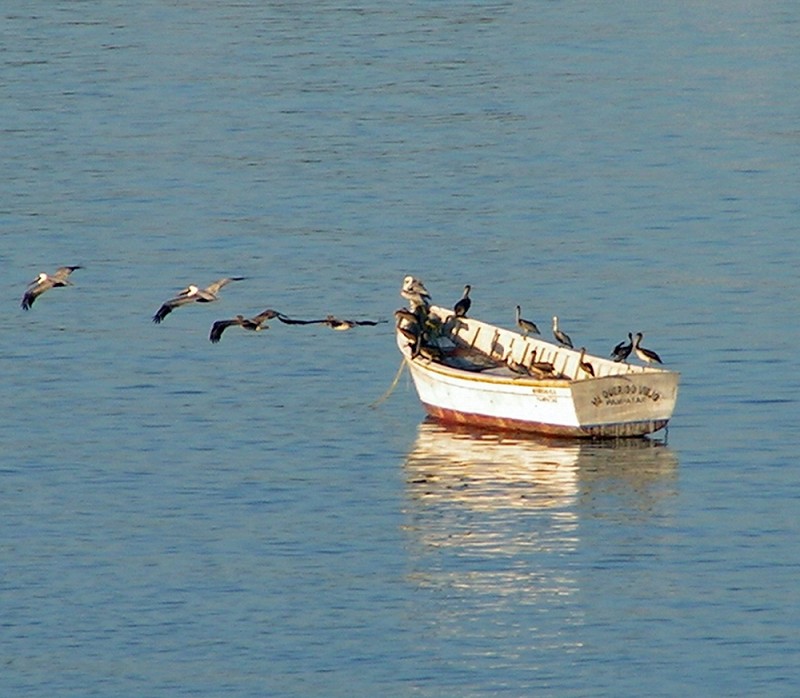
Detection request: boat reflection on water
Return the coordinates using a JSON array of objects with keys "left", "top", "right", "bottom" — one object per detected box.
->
[
  {"left": 405, "top": 418, "right": 678, "bottom": 513},
  {"left": 403, "top": 419, "right": 678, "bottom": 602}
]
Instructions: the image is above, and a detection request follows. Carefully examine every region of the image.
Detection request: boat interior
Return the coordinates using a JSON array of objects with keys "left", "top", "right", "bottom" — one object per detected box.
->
[{"left": 405, "top": 306, "right": 664, "bottom": 383}]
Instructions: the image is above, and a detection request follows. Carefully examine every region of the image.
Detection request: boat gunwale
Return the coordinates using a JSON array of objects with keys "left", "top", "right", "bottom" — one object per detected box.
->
[{"left": 398, "top": 305, "right": 680, "bottom": 388}]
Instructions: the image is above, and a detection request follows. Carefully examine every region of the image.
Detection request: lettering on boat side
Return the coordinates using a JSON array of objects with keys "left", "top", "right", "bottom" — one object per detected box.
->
[
  {"left": 591, "top": 384, "right": 661, "bottom": 407},
  {"left": 531, "top": 387, "right": 559, "bottom": 403}
]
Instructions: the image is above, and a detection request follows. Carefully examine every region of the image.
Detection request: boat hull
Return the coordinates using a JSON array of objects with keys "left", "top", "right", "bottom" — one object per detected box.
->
[{"left": 397, "top": 306, "right": 679, "bottom": 439}]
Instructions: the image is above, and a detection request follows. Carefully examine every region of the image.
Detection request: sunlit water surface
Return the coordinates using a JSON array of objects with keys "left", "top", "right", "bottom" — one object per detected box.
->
[{"left": 2, "top": 2, "right": 799, "bottom": 696}]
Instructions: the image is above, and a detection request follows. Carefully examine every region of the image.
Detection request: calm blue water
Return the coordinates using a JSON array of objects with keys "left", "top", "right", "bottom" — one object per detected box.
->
[{"left": 2, "top": 2, "right": 799, "bottom": 696}]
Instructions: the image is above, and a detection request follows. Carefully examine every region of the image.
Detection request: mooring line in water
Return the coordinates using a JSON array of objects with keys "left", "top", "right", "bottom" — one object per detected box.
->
[{"left": 370, "top": 359, "right": 407, "bottom": 408}]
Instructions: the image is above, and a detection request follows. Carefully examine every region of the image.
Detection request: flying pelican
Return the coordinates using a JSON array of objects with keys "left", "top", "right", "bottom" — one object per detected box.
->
[
  {"left": 610, "top": 333, "right": 634, "bottom": 362},
  {"left": 276, "top": 314, "right": 384, "bottom": 329},
  {"left": 275, "top": 314, "right": 323, "bottom": 325},
  {"left": 400, "top": 275, "right": 431, "bottom": 311},
  {"left": 578, "top": 348, "right": 595, "bottom": 377},
  {"left": 322, "top": 315, "right": 385, "bottom": 330},
  {"left": 552, "top": 315, "right": 573, "bottom": 348},
  {"left": 633, "top": 332, "right": 663, "bottom": 365},
  {"left": 152, "top": 277, "right": 246, "bottom": 324},
  {"left": 209, "top": 309, "right": 280, "bottom": 343},
  {"left": 515, "top": 305, "right": 540, "bottom": 336},
  {"left": 453, "top": 284, "right": 471, "bottom": 318},
  {"left": 21, "top": 266, "right": 81, "bottom": 310}
]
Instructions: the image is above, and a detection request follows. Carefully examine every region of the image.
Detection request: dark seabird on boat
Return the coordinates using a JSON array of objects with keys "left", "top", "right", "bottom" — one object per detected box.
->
[
  {"left": 633, "top": 332, "right": 663, "bottom": 365},
  {"left": 209, "top": 308, "right": 280, "bottom": 343},
  {"left": 453, "top": 284, "right": 471, "bottom": 318},
  {"left": 21, "top": 266, "right": 81, "bottom": 310},
  {"left": 610, "top": 333, "right": 634, "bottom": 362},
  {"left": 515, "top": 305, "right": 540, "bottom": 336},
  {"left": 152, "top": 277, "right": 246, "bottom": 324},
  {"left": 552, "top": 315, "right": 573, "bottom": 348}
]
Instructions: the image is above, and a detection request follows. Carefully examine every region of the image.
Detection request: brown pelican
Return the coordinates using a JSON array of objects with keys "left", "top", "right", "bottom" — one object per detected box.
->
[
  {"left": 453, "top": 284, "right": 471, "bottom": 318},
  {"left": 515, "top": 305, "right": 540, "bottom": 336},
  {"left": 633, "top": 332, "right": 663, "bottom": 364},
  {"left": 152, "top": 277, "right": 246, "bottom": 324},
  {"left": 275, "top": 314, "right": 323, "bottom": 325},
  {"left": 209, "top": 309, "right": 280, "bottom": 343},
  {"left": 552, "top": 315, "right": 573, "bottom": 348},
  {"left": 611, "top": 333, "right": 634, "bottom": 362},
  {"left": 505, "top": 355, "right": 531, "bottom": 376},
  {"left": 393, "top": 308, "right": 419, "bottom": 326},
  {"left": 21, "top": 266, "right": 81, "bottom": 310},
  {"left": 322, "top": 315, "right": 385, "bottom": 330},
  {"left": 578, "top": 348, "right": 595, "bottom": 377},
  {"left": 530, "top": 358, "right": 556, "bottom": 375},
  {"left": 400, "top": 275, "right": 431, "bottom": 311},
  {"left": 276, "top": 314, "right": 384, "bottom": 329}
]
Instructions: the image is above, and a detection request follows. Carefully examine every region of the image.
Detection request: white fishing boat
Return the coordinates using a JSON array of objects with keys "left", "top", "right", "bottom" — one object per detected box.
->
[{"left": 395, "top": 303, "right": 679, "bottom": 438}]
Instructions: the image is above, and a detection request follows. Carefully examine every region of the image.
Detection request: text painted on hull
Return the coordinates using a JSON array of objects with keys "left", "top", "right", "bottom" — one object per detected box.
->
[{"left": 591, "top": 383, "right": 662, "bottom": 407}]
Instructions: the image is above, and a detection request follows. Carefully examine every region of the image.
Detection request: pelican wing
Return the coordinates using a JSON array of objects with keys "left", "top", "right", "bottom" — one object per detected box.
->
[
  {"left": 52, "top": 266, "right": 81, "bottom": 284},
  {"left": 152, "top": 294, "right": 199, "bottom": 324},
  {"left": 253, "top": 309, "right": 281, "bottom": 323},
  {"left": 209, "top": 319, "right": 238, "bottom": 343},
  {"left": 21, "top": 281, "right": 52, "bottom": 310},
  {"left": 276, "top": 315, "right": 326, "bottom": 325},
  {"left": 205, "top": 276, "right": 246, "bottom": 295}
]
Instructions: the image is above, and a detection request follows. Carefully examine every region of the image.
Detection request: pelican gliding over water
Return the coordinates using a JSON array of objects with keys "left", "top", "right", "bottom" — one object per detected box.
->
[
  {"left": 209, "top": 308, "right": 280, "bottom": 343},
  {"left": 552, "top": 315, "right": 573, "bottom": 348},
  {"left": 153, "top": 277, "right": 246, "bottom": 324},
  {"left": 322, "top": 315, "right": 385, "bottom": 330},
  {"left": 21, "top": 266, "right": 81, "bottom": 310}
]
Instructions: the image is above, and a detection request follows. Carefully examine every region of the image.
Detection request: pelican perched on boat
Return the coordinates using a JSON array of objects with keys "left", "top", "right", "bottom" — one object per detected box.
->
[
  {"left": 633, "top": 332, "right": 663, "bottom": 365},
  {"left": 577, "top": 348, "right": 595, "bottom": 377},
  {"left": 401, "top": 275, "right": 431, "bottom": 312},
  {"left": 515, "top": 305, "right": 540, "bottom": 336},
  {"left": 152, "top": 277, "right": 246, "bottom": 324},
  {"left": 453, "top": 284, "right": 471, "bottom": 318},
  {"left": 21, "top": 266, "right": 81, "bottom": 310},
  {"left": 611, "top": 333, "right": 634, "bottom": 362},
  {"left": 394, "top": 308, "right": 419, "bottom": 326},
  {"left": 209, "top": 308, "right": 280, "bottom": 343},
  {"left": 552, "top": 315, "right": 573, "bottom": 348}
]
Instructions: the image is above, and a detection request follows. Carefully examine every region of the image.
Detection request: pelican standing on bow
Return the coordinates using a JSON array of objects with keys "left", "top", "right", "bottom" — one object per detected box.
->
[
  {"left": 209, "top": 308, "right": 280, "bottom": 343},
  {"left": 21, "top": 266, "right": 81, "bottom": 310},
  {"left": 515, "top": 305, "right": 540, "bottom": 336},
  {"left": 552, "top": 315, "right": 573, "bottom": 348},
  {"left": 633, "top": 332, "right": 663, "bottom": 365},
  {"left": 453, "top": 284, "right": 471, "bottom": 318},
  {"left": 153, "top": 277, "right": 246, "bottom": 324}
]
